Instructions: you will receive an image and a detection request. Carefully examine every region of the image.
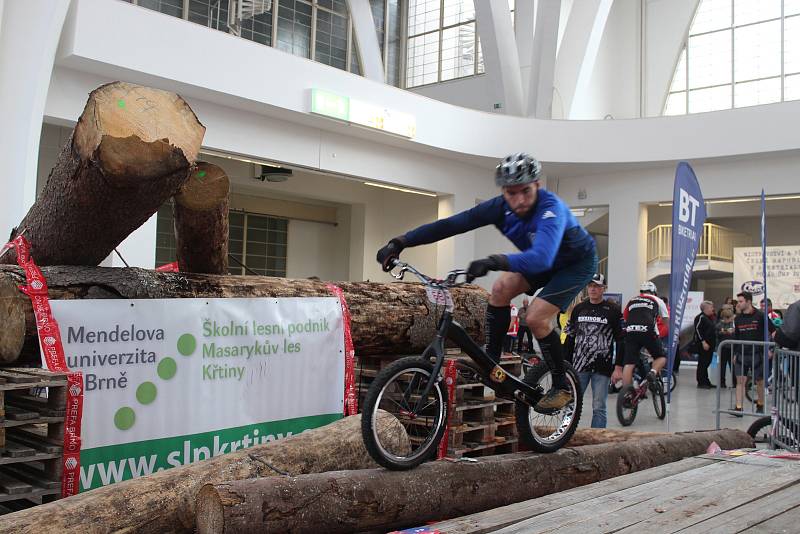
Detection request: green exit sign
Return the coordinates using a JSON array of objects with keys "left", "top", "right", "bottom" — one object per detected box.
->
[{"left": 311, "top": 89, "right": 350, "bottom": 121}]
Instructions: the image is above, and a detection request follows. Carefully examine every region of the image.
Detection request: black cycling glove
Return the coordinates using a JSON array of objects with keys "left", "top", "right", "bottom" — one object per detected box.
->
[
  {"left": 376, "top": 237, "right": 406, "bottom": 272},
  {"left": 466, "top": 254, "right": 510, "bottom": 283}
]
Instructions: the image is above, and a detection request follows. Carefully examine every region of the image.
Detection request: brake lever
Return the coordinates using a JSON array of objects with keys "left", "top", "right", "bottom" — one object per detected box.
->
[{"left": 390, "top": 265, "right": 408, "bottom": 280}]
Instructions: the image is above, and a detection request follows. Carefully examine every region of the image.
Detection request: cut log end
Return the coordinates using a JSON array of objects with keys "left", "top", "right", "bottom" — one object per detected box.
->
[
  {"left": 175, "top": 162, "right": 230, "bottom": 211},
  {"left": 0, "top": 277, "right": 26, "bottom": 363},
  {"left": 196, "top": 485, "right": 226, "bottom": 534},
  {"left": 74, "top": 82, "right": 205, "bottom": 173}
]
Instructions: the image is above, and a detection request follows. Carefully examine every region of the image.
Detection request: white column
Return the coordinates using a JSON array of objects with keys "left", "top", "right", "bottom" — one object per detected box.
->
[
  {"left": 526, "top": 0, "right": 561, "bottom": 118},
  {"left": 348, "top": 203, "right": 366, "bottom": 281},
  {"left": 474, "top": 0, "right": 524, "bottom": 116},
  {"left": 644, "top": 0, "right": 700, "bottom": 116},
  {"left": 607, "top": 199, "right": 647, "bottom": 302},
  {"left": 346, "top": 0, "right": 384, "bottom": 82},
  {"left": 553, "top": 0, "right": 614, "bottom": 119},
  {"left": 514, "top": 0, "right": 536, "bottom": 92},
  {"left": 0, "top": 0, "right": 71, "bottom": 241},
  {"left": 436, "top": 194, "right": 476, "bottom": 278}
]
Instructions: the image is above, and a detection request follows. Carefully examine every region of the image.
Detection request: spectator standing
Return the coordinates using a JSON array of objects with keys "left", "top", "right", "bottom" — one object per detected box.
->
[
  {"left": 715, "top": 306, "right": 736, "bottom": 388},
  {"left": 734, "top": 291, "right": 775, "bottom": 414},
  {"left": 503, "top": 304, "right": 519, "bottom": 354},
  {"left": 693, "top": 301, "right": 716, "bottom": 389},
  {"left": 775, "top": 299, "right": 800, "bottom": 349},
  {"left": 517, "top": 297, "right": 533, "bottom": 353},
  {"left": 564, "top": 274, "right": 624, "bottom": 428}
]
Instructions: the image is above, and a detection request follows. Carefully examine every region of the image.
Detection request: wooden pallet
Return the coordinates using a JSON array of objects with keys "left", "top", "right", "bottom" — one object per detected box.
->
[
  {"left": 355, "top": 352, "right": 525, "bottom": 459},
  {"left": 0, "top": 368, "right": 67, "bottom": 511}
]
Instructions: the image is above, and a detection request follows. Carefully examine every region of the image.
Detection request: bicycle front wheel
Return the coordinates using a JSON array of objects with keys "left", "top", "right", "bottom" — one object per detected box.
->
[
  {"left": 515, "top": 362, "right": 582, "bottom": 453},
  {"left": 361, "top": 356, "right": 448, "bottom": 470}
]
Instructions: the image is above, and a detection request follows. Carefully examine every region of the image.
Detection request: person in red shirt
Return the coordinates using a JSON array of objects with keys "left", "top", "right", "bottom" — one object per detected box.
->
[{"left": 612, "top": 281, "right": 669, "bottom": 387}]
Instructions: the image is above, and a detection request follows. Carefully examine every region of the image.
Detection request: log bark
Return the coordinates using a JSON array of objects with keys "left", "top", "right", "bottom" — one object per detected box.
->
[
  {"left": 172, "top": 162, "right": 230, "bottom": 274},
  {"left": 0, "top": 412, "right": 408, "bottom": 534},
  {"left": 194, "top": 429, "right": 753, "bottom": 534},
  {"left": 565, "top": 427, "right": 667, "bottom": 447},
  {"left": 1, "top": 82, "right": 205, "bottom": 266},
  {"left": 0, "top": 265, "right": 487, "bottom": 362}
]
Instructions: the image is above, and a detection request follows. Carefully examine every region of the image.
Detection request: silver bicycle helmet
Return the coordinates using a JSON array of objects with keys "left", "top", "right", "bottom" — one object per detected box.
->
[{"left": 495, "top": 153, "right": 542, "bottom": 187}]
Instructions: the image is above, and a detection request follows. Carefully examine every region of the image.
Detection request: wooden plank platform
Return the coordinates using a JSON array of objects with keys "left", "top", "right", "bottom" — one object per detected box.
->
[{"left": 431, "top": 450, "right": 800, "bottom": 533}]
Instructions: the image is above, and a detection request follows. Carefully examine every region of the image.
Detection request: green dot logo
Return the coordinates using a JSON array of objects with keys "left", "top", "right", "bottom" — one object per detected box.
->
[
  {"left": 177, "top": 334, "right": 196, "bottom": 356},
  {"left": 158, "top": 357, "right": 177, "bottom": 380},
  {"left": 114, "top": 407, "right": 136, "bottom": 430},
  {"left": 136, "top": 382, "right": 157, "bottom": 405},
  {"left": 117, "top": 99, "right": 126, "bottom": 108}
]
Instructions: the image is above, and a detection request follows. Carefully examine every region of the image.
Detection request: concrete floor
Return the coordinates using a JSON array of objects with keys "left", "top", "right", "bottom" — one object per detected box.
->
[{"left": 577, "top": 370, "right": 761, "bottom": 434}]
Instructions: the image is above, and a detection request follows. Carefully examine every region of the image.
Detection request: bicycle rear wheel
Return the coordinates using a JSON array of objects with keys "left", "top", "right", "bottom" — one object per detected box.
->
[
  {"left": 747, "top": 416, "right": 772, "bottom": 445},
  {"left": 361, "top": 356, "right": 448, "bottom": 470},
  {"left": 616, "top": 384, "right": 638, "bottom": 426},
  {"left": 515, "top": 362, "right": 582, "bottom": 453},
  {"left": 652, "top": 378, "right": 666, "bottom": 420}
]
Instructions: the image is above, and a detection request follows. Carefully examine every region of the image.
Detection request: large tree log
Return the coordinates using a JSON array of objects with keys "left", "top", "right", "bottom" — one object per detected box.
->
[
  {"left": 0, "top": 265, "right": 487, "bottom": 362},
  {"left": 172, "top": 161, "right": 230, "bottom": 274},
  {"left": 565, "top": 427, "right": 667, "bottom": 447},
  {"left": 195, "top": 429, "right": 753, "bottom": 534},
  {"left": 1, "top": 82, "right": 205, "bottom": 266},
  {"left": 0, "top": 412, "right": 408, "bottom": 534}
]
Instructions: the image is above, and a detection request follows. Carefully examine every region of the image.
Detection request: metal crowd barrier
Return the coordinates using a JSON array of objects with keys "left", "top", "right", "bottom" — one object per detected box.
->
[
  {"left": 715, "top": 340, "right": 774, "bottom": 428},
  {"left": 771, "top": 348, "right": 800, "bottom": 452}
]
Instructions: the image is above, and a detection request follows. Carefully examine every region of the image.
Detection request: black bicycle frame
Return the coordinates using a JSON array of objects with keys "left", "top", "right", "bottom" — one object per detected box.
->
[{"left": 413, "top": 310, "right": 544, "bottom": 412}]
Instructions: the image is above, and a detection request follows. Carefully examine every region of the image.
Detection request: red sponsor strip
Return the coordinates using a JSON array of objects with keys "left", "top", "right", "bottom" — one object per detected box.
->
[
  {"left": 437, "top": 359, "right": 457, "bottom": 459},
  {"left": 155, "top": 261, "right": 180, "bottom": 272},
  {"left": 8, "top": 236, "right": 83, "bottom": 497},
  {"left": 325, "top": 284, "right": 357, "bottom": 416}
]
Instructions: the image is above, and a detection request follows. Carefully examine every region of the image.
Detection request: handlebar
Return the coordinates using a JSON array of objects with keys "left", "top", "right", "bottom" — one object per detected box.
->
[{"left": 387, "top": 259, "right": 469, "bottom": 289}]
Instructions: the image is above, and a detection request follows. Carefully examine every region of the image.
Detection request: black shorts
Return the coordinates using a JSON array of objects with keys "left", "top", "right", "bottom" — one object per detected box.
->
[
  {"left": 734, "top": 352, "right": 766, "bottom": 378},
  {"left": 623, "top": 332, "right": 665, "bottom": 366},
  {"left": 524, "top": 253, "right": 598, "bottom": 312}
]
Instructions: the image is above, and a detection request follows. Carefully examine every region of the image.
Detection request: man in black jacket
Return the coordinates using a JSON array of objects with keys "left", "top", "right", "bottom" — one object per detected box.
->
[{"left": 693, "top": 301, "right": 716, "bottom": 389}]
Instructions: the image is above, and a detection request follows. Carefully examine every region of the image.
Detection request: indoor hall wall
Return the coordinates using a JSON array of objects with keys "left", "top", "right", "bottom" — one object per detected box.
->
[
  {"left": 208, "top": 157, "right": 441, "bottom": 283},
  {"left": 554, "top": 151, "right": 800, "bottom": 302},
  {"left": 285, "top": 211, "right": 351, "bottom": 282},
  {"left": 410, "top": 76, "right": 499, "bottom": 114}
]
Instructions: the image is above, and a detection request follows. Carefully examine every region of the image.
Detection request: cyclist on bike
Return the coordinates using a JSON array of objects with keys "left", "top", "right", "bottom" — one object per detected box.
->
[
  {"left": 612, "top": 281, "right": 669, "bottom": 388},
  {"left": 376, "top": 153, "right": 598, "bottom": 411}
]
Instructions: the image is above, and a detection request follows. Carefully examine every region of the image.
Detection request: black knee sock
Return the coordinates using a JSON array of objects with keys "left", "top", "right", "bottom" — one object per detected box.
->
[
  {"left": 484, "top": 305, "right": 511, "bottom": 363},
  {"left": 537, "top": 330, "right": 567, "bottom": 389}
]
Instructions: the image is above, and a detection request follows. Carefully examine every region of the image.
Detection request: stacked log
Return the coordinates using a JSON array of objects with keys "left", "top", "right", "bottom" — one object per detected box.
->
[
  {"left": 0, "top": 265, "right": 488, "bottom": 363},
  {"left": 172, "top": 161, "right": 230, "bottom": 274},
  {"left": 195, "top": 429, "right": 754, "bottom": 534},
  {"left": 0, "top": 412, "right": 408, "bottom": 534},
  {"left": 1, "top": 82, "right": 205, "bottom": 267}
]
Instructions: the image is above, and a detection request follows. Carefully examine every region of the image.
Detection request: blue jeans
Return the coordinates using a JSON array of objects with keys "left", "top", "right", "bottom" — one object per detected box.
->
[{"left": 578, "top": 372, "right": 611, "bottom": 428}]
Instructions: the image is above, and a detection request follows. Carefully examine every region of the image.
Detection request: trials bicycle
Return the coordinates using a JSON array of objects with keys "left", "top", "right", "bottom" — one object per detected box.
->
[
  {"left": 361, "top": 260, "right": 582, "bottom": 470},
  {"left": 616, "top": 362, "right": 667, "bottom": 426}
]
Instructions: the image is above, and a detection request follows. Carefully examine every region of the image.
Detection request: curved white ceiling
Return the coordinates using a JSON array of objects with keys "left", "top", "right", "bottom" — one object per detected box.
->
[{"left": 60, "top": 0, "right": 800, "bottom": 165}]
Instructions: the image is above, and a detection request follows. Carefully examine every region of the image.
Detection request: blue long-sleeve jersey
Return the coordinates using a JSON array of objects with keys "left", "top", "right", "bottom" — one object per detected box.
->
[{"left": 403, "top": 189, "right": 596, "bottom": 276}]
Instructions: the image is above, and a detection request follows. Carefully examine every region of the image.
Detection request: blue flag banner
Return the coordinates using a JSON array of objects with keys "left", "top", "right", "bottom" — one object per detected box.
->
[
  {"left": 761, "top": 190, "right": 769, "bottom": 372},
  {"left": 667, "top": 162, "right": 706, "bottom": 403}
]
